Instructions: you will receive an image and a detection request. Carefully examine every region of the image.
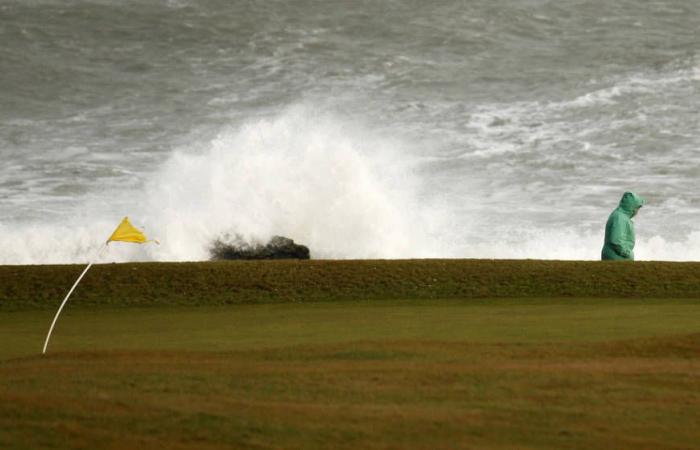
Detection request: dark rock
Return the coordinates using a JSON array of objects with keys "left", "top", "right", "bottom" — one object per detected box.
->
[{"left": 209, "top": 235, "right": 310, "bottom": 260}]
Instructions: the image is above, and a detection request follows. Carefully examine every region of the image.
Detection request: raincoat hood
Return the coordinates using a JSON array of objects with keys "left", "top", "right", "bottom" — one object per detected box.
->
[{"left": 618, "top": 191, "right": 645, "bottom": 217}]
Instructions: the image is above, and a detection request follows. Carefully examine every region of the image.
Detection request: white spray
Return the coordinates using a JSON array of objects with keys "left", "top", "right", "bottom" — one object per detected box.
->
[
  {"left": 3, "top": 105, "right": 700, "bottom": 264},
  {"left": 139, "top": 106, "right": 445, "bottom": 261}
]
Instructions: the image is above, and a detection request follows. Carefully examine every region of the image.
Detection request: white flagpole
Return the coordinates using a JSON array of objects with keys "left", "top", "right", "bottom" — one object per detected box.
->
[{"left": 42, "top": 244, "right": 108, "bottom": 355}]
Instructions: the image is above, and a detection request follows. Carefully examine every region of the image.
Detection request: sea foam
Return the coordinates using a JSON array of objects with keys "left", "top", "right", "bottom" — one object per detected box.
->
[
  {"left": 0, "top": 106, "right": 445, "bottom": 264},
  {"left": 138, "top": 106, "right": 446, "bottom": 261},
  {"left": 2, "top": 105, "right": 700, "bottom": 264}
]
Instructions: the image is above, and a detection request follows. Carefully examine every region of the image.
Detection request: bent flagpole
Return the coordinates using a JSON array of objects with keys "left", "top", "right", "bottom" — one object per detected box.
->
[
  {"left": 42, "top": 217, "right": 157, "bottom": 355},
  {"left": 42, "top": 260, "right": 97, "bottom": 354}
]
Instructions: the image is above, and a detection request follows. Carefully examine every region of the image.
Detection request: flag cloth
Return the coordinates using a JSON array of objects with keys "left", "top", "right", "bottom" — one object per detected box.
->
[
  {"left": 107, "top": 217, "right": 152, "bottom": 244},
  {"left": 44, "top": 216, "right": 158, "bottom": 354}
]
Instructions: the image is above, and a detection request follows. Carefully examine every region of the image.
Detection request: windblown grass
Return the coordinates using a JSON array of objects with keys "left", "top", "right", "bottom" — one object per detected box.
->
[{"left": 2, "top": 259, "right": 700, "bottom": 310}]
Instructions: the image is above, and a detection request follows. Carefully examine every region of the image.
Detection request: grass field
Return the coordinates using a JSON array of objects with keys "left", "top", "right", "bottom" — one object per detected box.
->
[{"left": 1, "top": 260, "right": 700, "bottom": 449}]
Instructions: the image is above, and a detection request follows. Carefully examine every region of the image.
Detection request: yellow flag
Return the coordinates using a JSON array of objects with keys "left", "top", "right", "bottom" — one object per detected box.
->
[{"left": 106, "top": 217, "right": 154, "bottom": 244}]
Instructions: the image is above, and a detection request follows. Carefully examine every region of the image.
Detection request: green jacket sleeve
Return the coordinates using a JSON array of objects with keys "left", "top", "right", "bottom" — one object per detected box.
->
[{"left": 608, "top": 213, "right": 633, "bottom": 259}]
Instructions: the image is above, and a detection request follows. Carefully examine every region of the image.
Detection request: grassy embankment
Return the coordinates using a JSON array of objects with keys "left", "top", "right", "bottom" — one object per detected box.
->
[
  {"left": 3, "top": 259, "right": 700, "bottom": 310},
  {"left": 1, "top": 260, "right": 700, "bottom": 449}
]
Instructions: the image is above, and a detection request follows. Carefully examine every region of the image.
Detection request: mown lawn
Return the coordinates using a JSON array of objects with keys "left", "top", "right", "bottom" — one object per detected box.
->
[{"left": 2, "top": 298, "right": 700, "bottom": 449}]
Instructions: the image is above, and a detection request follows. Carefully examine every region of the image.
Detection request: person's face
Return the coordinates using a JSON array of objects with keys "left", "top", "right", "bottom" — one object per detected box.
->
[{"left": 632, "top": 207, "right": 641, "bottom": 218}]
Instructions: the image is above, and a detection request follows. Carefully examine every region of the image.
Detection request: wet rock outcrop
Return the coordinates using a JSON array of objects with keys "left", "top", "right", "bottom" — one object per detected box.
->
[{"left": 209, "top": 235, "right": 310, "bottom": 260}]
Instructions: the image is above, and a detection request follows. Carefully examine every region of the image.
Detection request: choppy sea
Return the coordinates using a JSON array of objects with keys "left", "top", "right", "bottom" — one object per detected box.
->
[{"left": 1, "top": 0, "right": 699, "bottom": 263}]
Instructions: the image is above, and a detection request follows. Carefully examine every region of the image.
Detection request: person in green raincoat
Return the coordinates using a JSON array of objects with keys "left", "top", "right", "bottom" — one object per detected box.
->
[{"left": 601, "top": 192, "right": 646, "bottom": 260}]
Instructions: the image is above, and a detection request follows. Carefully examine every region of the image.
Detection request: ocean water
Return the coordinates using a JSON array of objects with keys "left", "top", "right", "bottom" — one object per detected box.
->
[{"left": 1, "top": 0, "right": 699, "bottom": 264}]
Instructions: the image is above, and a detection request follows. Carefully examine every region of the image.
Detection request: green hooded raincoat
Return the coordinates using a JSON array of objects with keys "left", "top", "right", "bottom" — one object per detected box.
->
[{"left": 601, "top": 192, "right": 645, "bottom": 261}]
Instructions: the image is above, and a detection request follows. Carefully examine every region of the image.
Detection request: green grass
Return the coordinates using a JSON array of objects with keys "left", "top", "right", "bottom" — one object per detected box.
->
[
  {"left": 2, "top": 298, "right": 700, "bottom": 358},
  {"left": 1, "top": 260, "right": 700, "bottom": 449},
  {"left": 3, "top": 259, "right": 700, "bottom": 310},
  {"left": 2, "top": 298, "right": 700, "bottom": 449}
]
